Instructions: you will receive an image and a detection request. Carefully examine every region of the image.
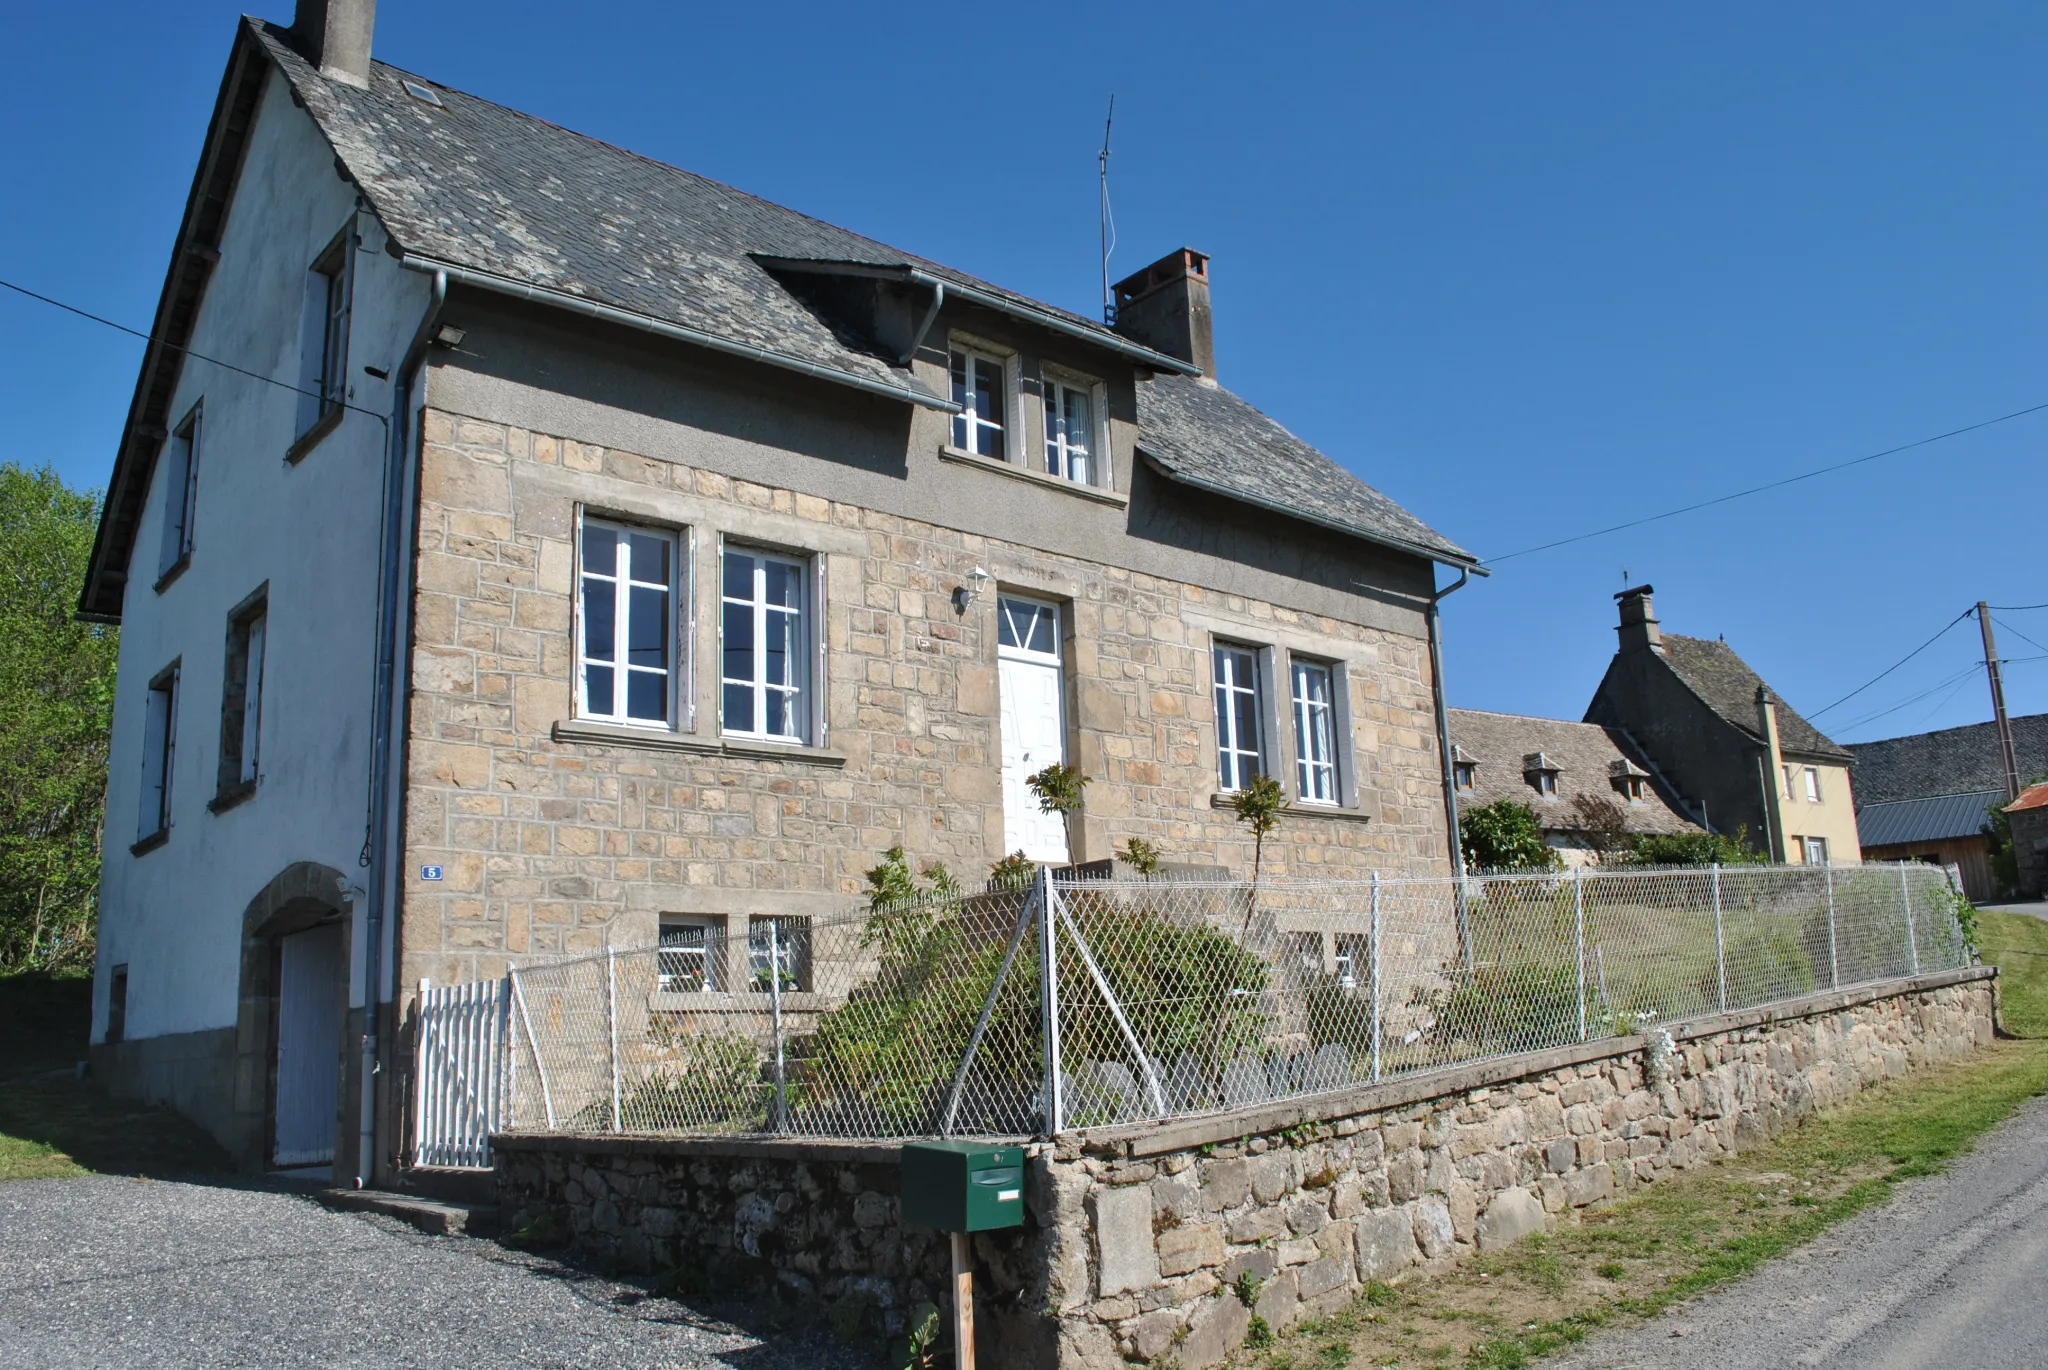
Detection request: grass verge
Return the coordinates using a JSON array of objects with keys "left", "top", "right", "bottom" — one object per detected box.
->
[
  {"left": 1977, "top": 910, "right": 2048, "bottom": 1036},
  {"left": 1238, "top": 1035, "right": 2048, "bottom": 1369},
  {"left": 0, "top": 970, "right": 229, "bottom": 1181}
]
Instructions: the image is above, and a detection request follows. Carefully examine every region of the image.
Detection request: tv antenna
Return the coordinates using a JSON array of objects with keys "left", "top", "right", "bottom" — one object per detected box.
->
[{"left": 1099, "top": 94, "right": 1117, "bottom": 323}]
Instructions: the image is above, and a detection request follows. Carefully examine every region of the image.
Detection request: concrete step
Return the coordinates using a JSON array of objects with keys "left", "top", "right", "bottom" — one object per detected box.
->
[{"left": 319, "top": 1188, "right": 499, "bottom": 1238}]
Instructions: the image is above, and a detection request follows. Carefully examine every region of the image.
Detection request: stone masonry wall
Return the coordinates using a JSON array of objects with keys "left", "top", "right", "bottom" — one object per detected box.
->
[
  {"left": 494, "top": 968, "right": 1995, "bottom": 1370},
  {"left": 399, "top": 409, "right": 1449, "bottom": 992}
]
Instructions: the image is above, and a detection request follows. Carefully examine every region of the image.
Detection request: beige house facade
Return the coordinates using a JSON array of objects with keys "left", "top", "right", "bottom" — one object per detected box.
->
[{"left": 82, "top": 8, "right": 1479, "bottom": 1180}]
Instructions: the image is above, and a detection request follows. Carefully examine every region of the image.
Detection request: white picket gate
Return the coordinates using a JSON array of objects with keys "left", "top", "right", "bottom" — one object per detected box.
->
[{"left": 412, "top": 977, "right": 511, "bottom": 1168}]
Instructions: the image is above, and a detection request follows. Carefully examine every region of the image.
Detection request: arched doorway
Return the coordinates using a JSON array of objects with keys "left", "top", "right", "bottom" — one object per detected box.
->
[{"left": 234, "top": 862, "right": 353, "bottom": 1173}]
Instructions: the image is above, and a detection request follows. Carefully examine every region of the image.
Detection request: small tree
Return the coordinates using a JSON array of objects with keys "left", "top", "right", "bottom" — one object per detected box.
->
[
  {"left": 988, "top": 850, "right": 1036, "bottom": 891},
  {"left": 1118, "top": 836, "right": 1163, "bottom": 878},
  {"left": 1232, "top": 773, "right": 1286, "bottom": 933},
  {"left": 1458, "top": 799, "right": 1560, "bottom": 872},
  {"left": 1026, "top": 762, "right": 1090, "bottom": 861}
]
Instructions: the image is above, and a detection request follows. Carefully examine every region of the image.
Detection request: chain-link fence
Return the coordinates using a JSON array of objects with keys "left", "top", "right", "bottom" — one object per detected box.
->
[{"left": 495, "top": 862, "right": 1969, "bottom": 1141}]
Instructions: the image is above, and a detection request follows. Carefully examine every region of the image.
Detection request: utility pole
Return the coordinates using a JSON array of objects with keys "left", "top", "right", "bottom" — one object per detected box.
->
[{"left": 1979, "top": 602, "right": 2022, "bottom": 802}]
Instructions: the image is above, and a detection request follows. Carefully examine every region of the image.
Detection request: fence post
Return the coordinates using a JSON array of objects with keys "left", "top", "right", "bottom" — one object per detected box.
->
[
  {"left": 1573, "top": 865, "right": 1588, "bottom": 1042},
  {"left": 1824, "top": 862, "right": 1839, "bottom": 990},
  {"left": 1900, "top": 863, "right": 1920, "bottom": 975},
  {"left": 1711, "top": 864, "right": 1728, "bottom": 1012},
  {"left": 509, "top": 967, "right": 555, "bottom": 1129},
  {"left": 768, "top": 919, "right": 788, "bottom": 1132},
  {"left": 607, "top": 946, "right": 621, "bottom": 1133},
  {"left": 1037, "top": 865, "right": 1064, "bottom": 1135},
  {"left": 1369, "top": 870, "right": 1382, "bottom": 1084}
]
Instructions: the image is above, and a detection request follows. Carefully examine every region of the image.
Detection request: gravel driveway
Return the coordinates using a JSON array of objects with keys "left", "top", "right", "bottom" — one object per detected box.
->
[
  {"left": 0, "top": 1175, "right": 868, "bottom": 1369},
  {"left": 1548, "top": 1090, "right": 2048, "bottom": 1369}
]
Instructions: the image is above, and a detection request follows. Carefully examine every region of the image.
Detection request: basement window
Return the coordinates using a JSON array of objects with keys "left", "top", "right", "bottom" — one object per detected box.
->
[{"left": 658, "top": 917, "right": 725, "bottom": 993}]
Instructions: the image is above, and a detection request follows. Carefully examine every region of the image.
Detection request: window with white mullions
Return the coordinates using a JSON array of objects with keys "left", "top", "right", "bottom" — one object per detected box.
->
[
  {"left": 749, "top": 916, "right": 811, "bottom": 993},
  {"left": 950, "top": 349, "right": 1006, "bottom": 458},
  {"left": 1043, "top": 379, "right": 1094, "bottom": 484},
  {"left": 1291, "top": 658, "right": 1338, "bottom": 804},
  {"left": 1213, "top": 643, "right": 1264, "bottom": 792},
  {"left": 579, "top": 520, "right": 677, "bottom": 726},
  {"left": 722, "top": 548, "right": 809, "bottom": 742},
  {"left": 658, "top": 918, "right": 723, "bottom": 993},
  {"left": 998, "top": 596, "right": 1060, "bottom": 657}
]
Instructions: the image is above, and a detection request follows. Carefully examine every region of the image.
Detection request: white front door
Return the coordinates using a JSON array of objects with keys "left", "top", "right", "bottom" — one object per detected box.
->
[
  {"left": 274, "top": 923, "right": 344, "bottom": 1167},
  {"left": 998, "top": 596, "right": 1070, "bottom": 864}
]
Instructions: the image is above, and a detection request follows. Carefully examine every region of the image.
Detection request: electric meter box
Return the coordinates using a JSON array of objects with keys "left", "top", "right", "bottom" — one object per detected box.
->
[{"left": 899, "top": 1140, "right": 1026, "bottom": 1232}]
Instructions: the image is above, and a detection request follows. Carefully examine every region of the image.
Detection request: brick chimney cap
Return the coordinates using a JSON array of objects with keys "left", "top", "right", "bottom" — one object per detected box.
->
[{"left": 1113, "top": 248, "right": 1210, "bottom": 306}]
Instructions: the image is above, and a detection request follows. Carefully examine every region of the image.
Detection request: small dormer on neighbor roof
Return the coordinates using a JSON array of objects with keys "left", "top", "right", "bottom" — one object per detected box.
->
[{"left": 1523, "top": 751, "right": 1562, "bottom": 796}]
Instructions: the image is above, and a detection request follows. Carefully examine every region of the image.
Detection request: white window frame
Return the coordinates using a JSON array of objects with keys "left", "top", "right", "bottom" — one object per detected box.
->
[
  {"left": 138, "top": 661, "right": 179, "bottom": 843},
  {"left": 1289, "top": 656, "right": 1340, "bottom": 806},
  {"left": 1041, "top": 370, "right": 1108, "bottom": 487},
  {"left": 575, "top": 515, "right": 681, "bottom": 729},
  {"left": 158, "top": 402, "right": 201, "bottom": 583},
  {"left": 949, "top": 345, "right": 1010, "bottom": 459},
  {"left": 720, "top": 543, "right": 815, "bottom": 745},
  {"left": 1804, "top": 767, "right": 1822, "bottom": 804},
  {"left": 657, "top": 916, "right": 726, "bottom": 993},
  {"left": 297, "top": 226, "right": 353, "bottom": 439},
  {"left": 1213, "top": 641, "right": 1268, "bottom": 793},
  {"left": 748, "top": 915, "right": 811, "bottom": 994},
  {"left": 1803, "top": 835, "right": 1829, "bottom": 866}
]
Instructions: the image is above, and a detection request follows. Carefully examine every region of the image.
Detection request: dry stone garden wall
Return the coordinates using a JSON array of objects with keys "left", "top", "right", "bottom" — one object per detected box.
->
[{"left": 493, "top": 966, "right": 1995, "bottom": 1369}]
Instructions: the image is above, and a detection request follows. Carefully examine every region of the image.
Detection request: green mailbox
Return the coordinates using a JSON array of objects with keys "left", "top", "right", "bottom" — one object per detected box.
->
[{"left": 900, "top": 1140, "right": 1026, "bottom": 1233}]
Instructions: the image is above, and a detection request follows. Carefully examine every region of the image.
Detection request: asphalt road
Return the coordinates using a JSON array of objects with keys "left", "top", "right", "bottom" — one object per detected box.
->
[
  {"left": 0, "top": 1176, "right": 864, "bottom": 1369},
  {"left": 1549, "top": 1090, "right": 2048, "bottom": 1369}
]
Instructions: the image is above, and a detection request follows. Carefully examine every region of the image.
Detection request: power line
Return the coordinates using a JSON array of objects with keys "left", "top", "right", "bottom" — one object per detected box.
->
[
  {"left": 1990, "top": 602, "right": 2048, "bottom": 613},
  {"left": 0, "top": 276, "right": 391, "bottom": 429},
  {"left": 1833, "top": 662, "right": 1983, "bottom": 736},
  {"left": 1994, "top": 615, "right": 2048, "bottom": 658},
  {"left": 1482, "top": 400, "right": 2048, "bottom": 565},
  {"left": 1807, "top": 607, "right": 1975, "bottom": 720}
]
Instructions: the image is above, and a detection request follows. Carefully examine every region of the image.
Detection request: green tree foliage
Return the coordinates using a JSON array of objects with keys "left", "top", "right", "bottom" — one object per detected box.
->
[
  {"left": 1117, "top": 836, "right": 1163, "bottom": 877},
  {"left": 1026, "top": 761, "right": 1089, "bottom": 857},
  {"left": 1458, "top": 799, "right": 1561, "bottom": 872},
  {"left": 0, "top": 466, "right": 116, "bottom": 970},
  {"left": 1622, "top": 826, "right": 1765, "bottom": 867}
]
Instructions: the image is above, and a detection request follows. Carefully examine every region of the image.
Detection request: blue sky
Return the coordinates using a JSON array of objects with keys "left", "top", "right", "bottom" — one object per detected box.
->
[{"left": 4, "top": 2, "right": 2044, "bottom": 742}]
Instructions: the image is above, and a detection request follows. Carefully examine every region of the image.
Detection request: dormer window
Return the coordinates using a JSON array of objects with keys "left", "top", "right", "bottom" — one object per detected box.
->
[
  {"left": 1454, "top": 762, "right": 1476, "bottom": 791},
  {"left": 1609, "top": 758, "right": 1650, "bottom": 804},
  {"left": 950, "top": 347, "right": 1007, "bottom": 458},
  {"left": 1523, "top": 751, "right": 1560, "bottom": 798}
]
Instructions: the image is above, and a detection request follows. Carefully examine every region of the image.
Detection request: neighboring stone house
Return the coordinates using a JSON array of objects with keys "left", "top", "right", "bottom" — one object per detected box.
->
[
  {"left": 80, "top": 5, "right": 1479, "bottom": 1181},
  {"left": 1848, "top": 712, "right": 2048, "bottom": 901},
  {"left": 2007, "top": 783, "right": 2048, "bottom": 900},
  {"left": 1584, "top": 587, "right": 1860, "bottom": 865},
  {"left": 1446, "top": 708, "right": 1701, "bottom": 865}
]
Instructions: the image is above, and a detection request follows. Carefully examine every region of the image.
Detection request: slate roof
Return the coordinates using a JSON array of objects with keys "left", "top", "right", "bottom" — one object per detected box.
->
[
  {"left": 1855, "top": 791, "right": 2006, "bottom": 848},
  {"left": 1657, "top": 635, "right": 1850, "bottom": 761},
  {"left": 251, "top": 21, "right": 1475, "bottom": 569},
  {"left": 1448, "top": 708, "right": 1701, "bottom": 838},
  {"left": 1848, "top": 713, "right": 2048, "bottom": 806}
]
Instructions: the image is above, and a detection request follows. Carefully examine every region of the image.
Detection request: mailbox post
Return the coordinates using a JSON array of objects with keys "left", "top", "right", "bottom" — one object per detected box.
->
[{"left": 900, "top": 1141, "right": 1025, "bottom": 1370}]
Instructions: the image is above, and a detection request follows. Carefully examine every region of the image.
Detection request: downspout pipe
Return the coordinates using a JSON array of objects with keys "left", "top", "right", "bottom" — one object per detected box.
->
[
  {"left": 1427, "top": 567, "right": 1474, "bottom": 966},
  {"left": 357, "top": 269, "right": 446, "bottom": 1188}
]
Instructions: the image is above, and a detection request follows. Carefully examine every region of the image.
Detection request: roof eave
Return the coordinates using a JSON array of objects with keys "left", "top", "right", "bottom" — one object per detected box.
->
[
  {"left": 402, "top": 256, "right": 958, "bottom": 413},
  {"left": 1139, "top": 451, "right": 1486, "bottom": 576}
]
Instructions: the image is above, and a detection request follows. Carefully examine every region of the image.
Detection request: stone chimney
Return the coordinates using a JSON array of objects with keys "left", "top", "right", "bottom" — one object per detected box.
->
[
  {"left": 1112, "top": 248, "right": 1214, "bottom": 379},
  {"left": 1613, "top": 584, "right": 1662, "bottom": 654},
  {"left": 291, "top": 0, "right": 378, "bottom": 88}
]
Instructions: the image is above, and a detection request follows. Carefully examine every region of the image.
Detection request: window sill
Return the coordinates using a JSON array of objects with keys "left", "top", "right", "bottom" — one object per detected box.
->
[
  {"left": 130, "top": 829, "right": 169, "bottom": 857},
  {"left": 1210, "top": 792, "right": 1373, "bottom": 824},
  {"left": 937, "top": 445, "right": 1129, "bottom": 507},
  {"left": 208, "top": 780, "right": 257, "bottom": 814},
  {"left": 284, "top": 406, "right": 343, "bottom": 466},
  {"left": 551, "top": 719, "right": 847, "bottom": 767},
  {"left": 153, "top": 556, "right": 190, "bottom": 595}
]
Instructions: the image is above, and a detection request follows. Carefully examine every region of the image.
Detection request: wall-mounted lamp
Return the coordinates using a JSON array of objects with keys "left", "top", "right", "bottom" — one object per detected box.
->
[{"left": 952, "top": 565, "right": 993, "bottom": 615}]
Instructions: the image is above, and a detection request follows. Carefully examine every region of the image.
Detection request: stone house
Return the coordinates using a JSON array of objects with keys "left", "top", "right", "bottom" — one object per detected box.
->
[
  {"left": 80, "top": 3, "right": 1480, "bottom": 1181},
  {"left": 1446, "top": 708, "right": 1701, "bottom": 865},
  {"left": 1585, "top": 586, "right": 1861, "bottom": 865},
  {"left": 2005, "top": 783, "right": 2048, "bottom": 900}
]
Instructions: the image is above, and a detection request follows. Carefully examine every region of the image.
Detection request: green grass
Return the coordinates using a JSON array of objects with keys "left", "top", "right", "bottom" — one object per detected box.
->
[
  {"left": 1242, "top": 1034, "right": 2048, "bottom": 1369},
  {"left": 0, "top": 970, "right": 229, "bottom": 1181},
  {"left": 1979, "top": 910, "right": 2048, "bottom": 1037}
]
